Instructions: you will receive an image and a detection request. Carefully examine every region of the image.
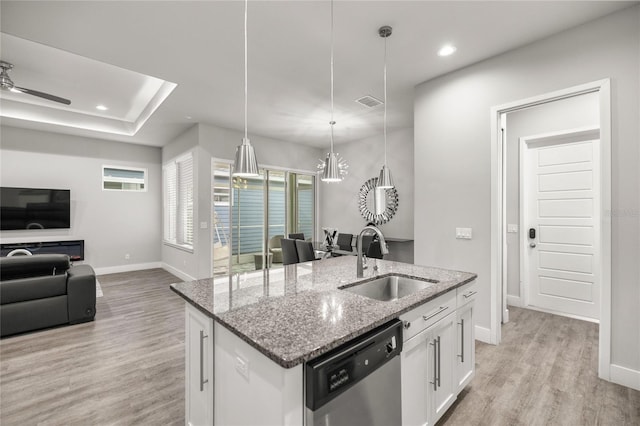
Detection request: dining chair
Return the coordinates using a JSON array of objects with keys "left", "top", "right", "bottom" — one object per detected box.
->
[
  {"left": 288, "top": 233, "right": 305, "bottom": 240},
  {"left": 336, "top": 233, "right": 353, "bottom": 251},
  {"left": 295, "top": 239, "right": 317, "bottom": 262},
  {"left": 281, "top": 238, "right": 299, "bottom": 265},
  {"left": 367, "top": 240, "right": 384, "bottom": 259},
  {"left": 269, "top": 235, "right": 283, "bottom": 263}
]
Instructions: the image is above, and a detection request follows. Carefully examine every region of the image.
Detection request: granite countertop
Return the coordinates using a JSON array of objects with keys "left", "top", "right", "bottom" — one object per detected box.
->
[{"left": 170, "top": 256, "right": 476, "bottom": 368}]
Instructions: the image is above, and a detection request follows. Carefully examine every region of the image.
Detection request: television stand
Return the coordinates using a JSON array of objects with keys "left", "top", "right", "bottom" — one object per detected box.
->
[{"left": 0, "top": 238, "right": 84, "bottom": 261}]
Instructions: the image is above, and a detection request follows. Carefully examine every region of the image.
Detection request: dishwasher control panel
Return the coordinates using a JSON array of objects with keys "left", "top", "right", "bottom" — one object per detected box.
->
[{"left": 305, "top": 319, "right": 403, "bottom": 411}]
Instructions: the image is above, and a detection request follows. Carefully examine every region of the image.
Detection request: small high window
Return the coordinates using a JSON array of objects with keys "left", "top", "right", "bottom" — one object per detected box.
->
[{"left": 102, "top": 166, "right": 147, "bottom": 192}]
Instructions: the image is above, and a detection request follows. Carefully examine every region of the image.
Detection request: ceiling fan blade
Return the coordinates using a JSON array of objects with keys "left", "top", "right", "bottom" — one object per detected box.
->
[{"left": 14, "top": 86, "right": 71, "bottom": 105}]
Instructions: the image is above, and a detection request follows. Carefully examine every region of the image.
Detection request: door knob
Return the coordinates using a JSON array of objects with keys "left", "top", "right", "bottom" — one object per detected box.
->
[{"left": 530, "top": 243, "right": 536, "bottom": 248}]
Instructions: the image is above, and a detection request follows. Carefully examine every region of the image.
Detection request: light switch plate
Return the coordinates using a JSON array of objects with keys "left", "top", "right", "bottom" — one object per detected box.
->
[
  {"left": 507, "top": 224, "right": 519, "bottom": 233},
  {"left": 456, "top": 227, "right": 473, "bottom": 239}
]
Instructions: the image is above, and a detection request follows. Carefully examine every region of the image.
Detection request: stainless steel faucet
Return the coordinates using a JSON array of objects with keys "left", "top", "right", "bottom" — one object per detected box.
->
[{"left": 356, "top": 225, "right": 389, "bottom": 278}]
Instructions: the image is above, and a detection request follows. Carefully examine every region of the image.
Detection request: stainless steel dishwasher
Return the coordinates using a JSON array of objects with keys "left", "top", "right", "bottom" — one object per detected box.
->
[{"left": 305, "top": 319, "right": 403, "bottom": 426}]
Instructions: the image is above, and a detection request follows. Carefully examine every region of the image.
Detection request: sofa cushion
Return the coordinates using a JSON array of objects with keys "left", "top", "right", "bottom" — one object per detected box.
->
[
  {"left": 1, "top": 296, "right": 68, "bottom": 337},
  {"left": 0, "top": 274, "right": 68, "bottom": 304},
  {"left": 0, "top": 254, "right": 70, "bottom": 280}
]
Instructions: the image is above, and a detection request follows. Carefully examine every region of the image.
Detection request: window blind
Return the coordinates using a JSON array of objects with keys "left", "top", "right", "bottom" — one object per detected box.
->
[
  {"left": 177, "top": 155, "right": 194, "bottom": 246},
  {"left": 163, "top": 153, "right": 193, "bottom": 249}
]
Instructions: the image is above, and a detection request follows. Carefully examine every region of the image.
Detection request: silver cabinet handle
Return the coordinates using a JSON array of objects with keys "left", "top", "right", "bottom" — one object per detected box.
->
[
  {"left": 200, "top": 330, "right": 209, "bottom": 392},
  {"left": 458, "top": 318, "right": 465, "bottom": 363},
  {"left": 423, "top": 306, "right": 448, "bottom": 322},
  {"left": 463, "top": 291, "right": 477, "bottom": 299},
  {"left": 429, "top": 340, "right": 437, "bottom": 391},
  {"left": 436, "top": 335, "right": 441, "bottom": 388}
]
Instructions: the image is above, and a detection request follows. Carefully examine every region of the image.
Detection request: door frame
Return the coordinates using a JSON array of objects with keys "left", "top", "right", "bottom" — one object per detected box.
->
[
  {"left": 489, "top": 79, "right": 611, "bottom": 380},
  {"left": 519, "top": 127, "right": 601, "bottom": 318}
]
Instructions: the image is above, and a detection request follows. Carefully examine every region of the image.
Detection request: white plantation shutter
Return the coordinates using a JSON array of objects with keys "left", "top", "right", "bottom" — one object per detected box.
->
[
  {"left": 177, "top": 155, "right": 194, "bottom": 246},
  {"left": 163, "top": 152, "right": 193, "bottom": 248},
  {"left": 164, "top": 162, "right": 177, "bottom": 242}
]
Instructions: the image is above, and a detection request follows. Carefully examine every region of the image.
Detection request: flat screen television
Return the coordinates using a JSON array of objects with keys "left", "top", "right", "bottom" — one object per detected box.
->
[{"left": 0, "top": 187, "right": 71, "bottom": 230}]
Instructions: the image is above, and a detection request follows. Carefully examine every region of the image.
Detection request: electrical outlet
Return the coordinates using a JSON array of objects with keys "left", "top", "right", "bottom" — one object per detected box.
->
[
  {"left": 125, "top": 253, "right": 130, "bottom": 260},
  {"left": 235, "top": 353, "right": 249, "bottom": 380},
  {"left": 200, "top": 221, "right": 208, "bottom": 229},
  {"left": 456, "top": 228, "right": 473, "bottom": 240},
  {"left": 507, "top": 224, "right": 519, "bottom": 233}
]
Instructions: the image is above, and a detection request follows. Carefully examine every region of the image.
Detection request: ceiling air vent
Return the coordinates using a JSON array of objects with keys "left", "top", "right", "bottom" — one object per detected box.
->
[{"left": 355, "top": 95, "right": 383, "bottom": 108}]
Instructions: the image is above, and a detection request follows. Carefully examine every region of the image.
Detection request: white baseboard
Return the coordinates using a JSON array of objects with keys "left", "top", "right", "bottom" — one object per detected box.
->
[
  {"left": 475, "top": 325, "right": 492, "bottom": 344},
  {"left": 506, "top": 295, "right": 522, "bottom": 307},
  {"left": 161, "top": 262, "right": 196, "bottom": 282},
  {"left": 610, "top": 364, "right": 640, "bottom": 391},
  {"left": 94, "top": 262, "right": 162, "bottom": 276}
]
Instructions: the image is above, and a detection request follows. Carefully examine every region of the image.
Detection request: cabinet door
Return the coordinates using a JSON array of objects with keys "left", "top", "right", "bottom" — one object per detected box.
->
[
  {"left": 401, "top": 328, "right": 431, "bottom": 426},
  {"left": 428, "top": 314, "right": 456, "bottom": 423},
  {"left": 456, "top": 303, "right": 475, "bottom": 392},
  {"left": 186, "top": 305, "right": 214, "bottom": 426}
]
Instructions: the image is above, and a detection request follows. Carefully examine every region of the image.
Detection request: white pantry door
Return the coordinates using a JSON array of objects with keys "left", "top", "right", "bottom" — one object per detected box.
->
[{"left": 521, "top": 129, "right": 600, "bottom": 321}]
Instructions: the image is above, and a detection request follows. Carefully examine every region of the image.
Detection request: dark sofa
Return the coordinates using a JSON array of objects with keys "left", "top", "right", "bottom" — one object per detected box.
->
[{"left": 0, "top": 254, "right": 96, "bottom": 337}]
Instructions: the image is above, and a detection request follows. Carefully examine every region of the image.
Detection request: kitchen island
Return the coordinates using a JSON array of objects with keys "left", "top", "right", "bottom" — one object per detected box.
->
[{"left": 171, "top": 255, "right": 477, "bottom": 425}]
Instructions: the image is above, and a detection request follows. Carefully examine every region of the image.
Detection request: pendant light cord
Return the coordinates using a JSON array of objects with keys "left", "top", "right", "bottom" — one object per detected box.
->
[
  {"left": 329, "top": 0, "right": 335, "bottom": 153},
  {"left": 244, "top": 0, "right": 248, "bottom": 141},
  {"left": 383, "top": 34, "right": 388, "bottom": 166}
]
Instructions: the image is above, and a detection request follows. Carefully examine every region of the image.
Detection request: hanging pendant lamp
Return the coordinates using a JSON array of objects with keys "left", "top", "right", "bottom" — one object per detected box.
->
[
  {"left": 318, "top": 0, "right": 348, "bottom": 183},
  {"left": 377, "top": 25, "right": 394, "bottom": 189},
  {"left": 232, "top": 0, "right": 259, "bottom": 177}
]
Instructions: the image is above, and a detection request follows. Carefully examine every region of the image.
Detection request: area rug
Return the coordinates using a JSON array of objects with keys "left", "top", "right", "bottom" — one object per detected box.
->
[{"left": 96, "top": 279, "right": 103, "bottom": 298}]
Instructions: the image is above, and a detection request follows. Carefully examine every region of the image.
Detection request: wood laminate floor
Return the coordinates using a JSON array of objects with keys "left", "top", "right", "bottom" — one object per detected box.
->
[
  {"left": 0, "top": 268, "right": 185, "bottom": 425},
  {"left": 1, "top": 269, "right": 639, "bottom": 425},
  {"left": 440, "top": 306, "right": 640, "bottom": 426}
]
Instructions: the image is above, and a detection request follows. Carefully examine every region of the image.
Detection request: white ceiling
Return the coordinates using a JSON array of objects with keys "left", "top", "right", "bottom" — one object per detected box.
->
[{"left": 0, "top": 1, "right": 634, "bottom": 148}]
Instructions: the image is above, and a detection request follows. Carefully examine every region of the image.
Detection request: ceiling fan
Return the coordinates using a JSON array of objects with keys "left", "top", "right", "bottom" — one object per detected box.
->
[{"left": 0, "top": 60, "right": 71, "bottom": 105}]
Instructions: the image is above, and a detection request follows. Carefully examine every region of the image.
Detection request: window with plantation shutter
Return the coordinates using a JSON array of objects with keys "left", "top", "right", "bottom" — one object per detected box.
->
[{"left": 163, "top": 153, "right": 194, "bottom": 250}]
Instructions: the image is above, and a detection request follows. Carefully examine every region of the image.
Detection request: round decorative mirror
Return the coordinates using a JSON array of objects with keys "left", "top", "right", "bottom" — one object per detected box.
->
[{"left": 358, "top": 177, "right": 399, "bottom": 225}]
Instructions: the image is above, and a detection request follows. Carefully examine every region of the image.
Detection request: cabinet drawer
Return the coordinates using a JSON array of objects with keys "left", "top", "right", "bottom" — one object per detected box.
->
[
  {"left": 400, "top": 292, "right": 456, "bottom": 341},
  {"left": 456, "top": 281, "right": 477, "bottom": 308}
]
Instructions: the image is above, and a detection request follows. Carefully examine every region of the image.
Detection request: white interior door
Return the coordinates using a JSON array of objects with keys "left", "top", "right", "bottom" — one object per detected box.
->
[{"left": 521, "top": 128, "right": 600, "bottom": 321}]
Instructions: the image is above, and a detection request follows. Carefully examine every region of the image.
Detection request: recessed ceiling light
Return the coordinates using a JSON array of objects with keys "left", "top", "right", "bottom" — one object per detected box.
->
[
  {"left": 438, "top": 45, "right": 457, "bottom": 57},
  {"left": 185, "top": 115, "right": 192, "bottom": 120},
  {"left": 96, "top": 105, "right": 108, "bottom": 111}
]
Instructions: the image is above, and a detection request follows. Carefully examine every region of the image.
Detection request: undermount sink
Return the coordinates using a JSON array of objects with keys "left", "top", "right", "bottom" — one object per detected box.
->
[{"left": 340, "top": 275, "right": 437, "bottom": 302}]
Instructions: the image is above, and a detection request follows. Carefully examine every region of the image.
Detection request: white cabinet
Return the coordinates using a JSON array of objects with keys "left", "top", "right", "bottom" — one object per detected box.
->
[
  {"left": 456, "top": 303, "right": 475, "bottom": 392},
  {"left": 455, "top": 280, "right": 476, "bottom": 392},
  {"left": 430, "top": 314, "right": 457, "bottom": 421},
  {"left": 185, "top": 304, "right": 214, "bottom": 426},
  {"left": 401, "top": 313, "right": 456, "bottom": 426},
  {"left": 401, "top": 328, "right": 431, "bottom": 426},
  {"left": 401, "top": 281, "right": 476, "bottom": 426}
]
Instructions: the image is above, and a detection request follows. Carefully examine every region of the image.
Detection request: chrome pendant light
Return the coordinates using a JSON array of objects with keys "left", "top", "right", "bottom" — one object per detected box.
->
[
  {"left": 232, "top": 0, "right": 259, "bottom": 177},
  {"left": 377, "top": 25, "right": 394, "bottom": 189},
  {"left": 318, "top": 0, "right": 348, "bottom": 183}
]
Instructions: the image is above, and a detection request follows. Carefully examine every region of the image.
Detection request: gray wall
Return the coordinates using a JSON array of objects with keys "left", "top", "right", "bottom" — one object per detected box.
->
[
  {"left": 505, "top": 92, "right": 600, "bottom": 299},
  {"left": 318, "top": 127, "right": 414, "bottom": 240},
  {"left": 0, "top": 125, "right": 162, "bottom": 271},
  {"left": 161, "top": 123, "right": 322, "bottom": 280},
  {"left": 414, "top": 6, "right": 639, "bottom": 371}
]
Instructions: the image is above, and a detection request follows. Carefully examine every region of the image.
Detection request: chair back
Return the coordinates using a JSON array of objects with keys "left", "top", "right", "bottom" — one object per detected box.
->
[
  {"left": 269, "top": 235, "right": 283, "bottom": 249},
  {"left": 281, "top": 238, "right": 299, "bottom": 265},
  {"left": 295, "top": 240, "right": 316, "bottom": 262},
  {"left": 367, "top": 241, "right": 384, "bottom": 259},
  {"left": 336, "top": 233, "right": 353, "bottom": 251},
  {"left": 288, "top": 233, "right": 305, "bottom": 240},
  {"left": 360, "top": 235, "right": 374, "bottom": 253}
]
